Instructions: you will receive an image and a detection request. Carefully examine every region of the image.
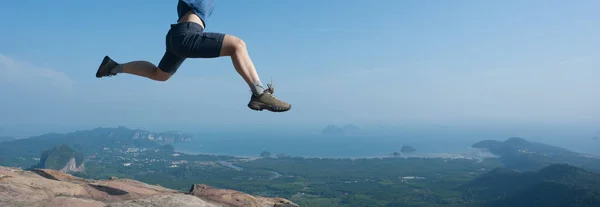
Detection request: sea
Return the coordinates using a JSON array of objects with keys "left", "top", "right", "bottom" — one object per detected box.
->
[{"left": 173, "top": 127, "right": 600, "bottom": 158}]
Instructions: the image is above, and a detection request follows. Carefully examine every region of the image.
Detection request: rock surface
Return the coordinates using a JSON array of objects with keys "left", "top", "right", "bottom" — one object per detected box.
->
[
  {"left": 58, "top": 157, "right": 86, "bottom": 173},
  {"left": 0, "top": 166, "right": 299, "bottom": 207}
]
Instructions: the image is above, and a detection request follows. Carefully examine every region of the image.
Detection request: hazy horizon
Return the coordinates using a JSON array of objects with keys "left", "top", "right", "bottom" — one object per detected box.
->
[
  {"left": 2, "top": 1, "right": 600, "bottom": 148},
  {"left": 1, "top": 122, "right": 598, "bottom": 156}
]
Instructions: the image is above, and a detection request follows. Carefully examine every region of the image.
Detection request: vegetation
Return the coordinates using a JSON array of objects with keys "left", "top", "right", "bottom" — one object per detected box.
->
[
  {"left": 0, "top": 126, "right": 190, "bottom": 167},
  {"left": 461, "top": 164, "right": 600, "bottom": 207},
  {"left": 33, "top": 144, "right": 84, "bottom": 170},
  {"left": 69, "top": 154, "right": 600, "bottom": 207},
  {"left": 472, "top": 137, "right": 600, "bottom": 172},
  {"left": 1, "top": 127, "right": 600, "bottom": 206}
]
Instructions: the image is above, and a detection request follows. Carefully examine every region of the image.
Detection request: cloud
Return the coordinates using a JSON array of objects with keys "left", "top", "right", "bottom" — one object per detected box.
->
[
  {"left": 0, "top": 54, "right": 74, "bottom": 94},
  {"left": 558, "top": 57, "right": 586, "bottom": 65},
  {"left": 0, "top": 54, "right": 79, "bottom": 126}
]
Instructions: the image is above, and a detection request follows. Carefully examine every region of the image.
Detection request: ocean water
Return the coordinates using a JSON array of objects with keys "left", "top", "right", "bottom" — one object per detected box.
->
[
  {"left": 174, "top": 131, "right": 499, "bottom": 158},
  {"left": 173, "top": 127, "right": 600, "bottom": 158}
]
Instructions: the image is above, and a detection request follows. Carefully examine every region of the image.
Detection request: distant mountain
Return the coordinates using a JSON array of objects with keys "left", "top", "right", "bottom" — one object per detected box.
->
[
  {"left": 32, "top": 144, "right": 85, "bottom": 173},
  {"left": 321, "top": 124, "right": 361, "bottom": 135},
  {"left": 461, "top": 164, "right": 600, "bottom": 207},
  {"left": 321, "top": 125, "right": 343, "bottom": 135},
  {"left": 342, "top": 124, "right": 361, "bottom": 133},
  {"left": 471, "top": 137, "right": 600, "bottom": 172},
  {"left": 472, "top": 137, "right": 576, "bottom": 157},
  {"left": 0, "top": 126, "right": 192, "bottom": 167},
  {"left": 490, "top": 181, "right": 600, "bottom": 207}
]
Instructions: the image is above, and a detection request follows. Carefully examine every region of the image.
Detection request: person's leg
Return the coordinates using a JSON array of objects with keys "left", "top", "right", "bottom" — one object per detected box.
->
[
  {"left": 218, "top": 35, "right": 264, "bottom": 96},
  {"left": 96, "top": 57, "right": 174, "bottom": 81},
  {"left": 166, "top": 23, "right": 291, "bottom": 112},
  {"left": 217, "top": 34, "right": 291, "bottom": 112},
  {"left": 97, "top": 21, "right": 290, "bottom": 112},
  {"left": 96, "top": 26, "right": 185, "bottom": 81}
]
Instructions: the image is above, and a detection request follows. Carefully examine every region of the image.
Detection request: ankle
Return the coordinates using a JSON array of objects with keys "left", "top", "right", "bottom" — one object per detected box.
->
[
  {"left": 111, "top": 64, "right": 123, "bottom": 73},
  {"left": 250, "top": 81, "right": 265, "bottom": 96}
]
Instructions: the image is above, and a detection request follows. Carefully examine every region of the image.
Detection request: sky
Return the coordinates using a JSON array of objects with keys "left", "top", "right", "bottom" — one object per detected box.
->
[{"left": 1, "top": 0, "right": 600, "bottom": 136}]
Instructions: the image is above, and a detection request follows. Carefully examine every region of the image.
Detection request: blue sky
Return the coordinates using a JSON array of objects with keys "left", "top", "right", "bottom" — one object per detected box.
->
[{"left": 1, "top": 0, "right": 600, "bottom": 136}]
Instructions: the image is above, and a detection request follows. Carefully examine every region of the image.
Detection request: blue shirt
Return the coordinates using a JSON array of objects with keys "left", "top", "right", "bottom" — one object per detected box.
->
[{"left": 177, "top": 0, "right": 214, "bottom": 26}]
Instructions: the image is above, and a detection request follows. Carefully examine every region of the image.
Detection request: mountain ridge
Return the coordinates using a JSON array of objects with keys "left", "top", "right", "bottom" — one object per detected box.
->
[
  {"left": 471, "top": 137, "right": 600, "bottom": 172},
  {"left": 0, "top": 126, "right": 192, "bottom": 167}
]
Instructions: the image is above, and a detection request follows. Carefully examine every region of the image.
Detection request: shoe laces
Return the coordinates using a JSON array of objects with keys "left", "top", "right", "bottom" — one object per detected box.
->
[
  {"left": 249, "top": 79, "right": 276, "bottom": 94},
  {"left": 251, "top": 79, "right": 282, "bottom": 102},
  {"left": 265, "top": 81, "right": 283, "bottom": 102},
  {"left": 266, "top": 80, "right": 275, "bottom": 94}
]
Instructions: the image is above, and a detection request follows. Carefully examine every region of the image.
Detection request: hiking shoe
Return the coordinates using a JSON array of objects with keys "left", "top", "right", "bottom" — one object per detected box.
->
[
  {"left": 248, "top": 92, "right": 291, "bottom": 112},
  {"left": 248, "top": 80, "right": 290, "bottom": 112},
  {"left": 96, "top": 56, "right": 119, "bottom": 78}
]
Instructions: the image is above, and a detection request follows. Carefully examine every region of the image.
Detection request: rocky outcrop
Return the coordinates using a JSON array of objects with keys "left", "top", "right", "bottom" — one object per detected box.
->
[
  {"left": 58, "top": 157, "right": 85, "bottom": 173},
  {"left": 0, "top": 166, "right": 299, "bottom": 207},
  {"left": 189, "top": 184, "right": 297, "bottom": 207},
  {"left": 36, "top": 144, "right": 85, "bottom": 173}
]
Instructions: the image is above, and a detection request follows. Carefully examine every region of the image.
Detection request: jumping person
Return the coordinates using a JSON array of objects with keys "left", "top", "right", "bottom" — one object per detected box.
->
[{"left": 95, "top": 0, "right": 291, "bottom": 112}]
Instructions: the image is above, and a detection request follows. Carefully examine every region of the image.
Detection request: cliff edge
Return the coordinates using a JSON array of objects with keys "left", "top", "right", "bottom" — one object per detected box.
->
[{"left": 0, "top": 166, "right": 298, "bottom": 207}]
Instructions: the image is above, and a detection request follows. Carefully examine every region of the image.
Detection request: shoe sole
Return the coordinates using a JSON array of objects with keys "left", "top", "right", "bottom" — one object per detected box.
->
[
  {"left": 95, "top": 56, "right": 113, "bottom": 78},
  {"left": 248, "top": 103, "right": 291, "bottom": 112}
]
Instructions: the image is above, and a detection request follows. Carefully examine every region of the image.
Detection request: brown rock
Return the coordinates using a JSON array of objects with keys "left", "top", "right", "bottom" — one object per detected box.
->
[
  {"left": 106, "top": 194, "right": 218, "bottom": 207},
  {"left": 31, "top": 168, "right": 88, "bottom": 184},
  {"left": 37, "top": 197, "right": 106, "bottom": 207},
  {"left": 256, "top": 197, "right": 300, "bottom": 207},
  {"left": 189, "top": 184, "right": 299, "bottom": 207},
  {"left": 0, "top": 166, "right": 299, "bottom": 207}
]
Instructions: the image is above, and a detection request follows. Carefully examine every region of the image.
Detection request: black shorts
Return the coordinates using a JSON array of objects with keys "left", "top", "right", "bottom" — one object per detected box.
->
[{"left": 158, "top": 22, "right": 226, "bottom": 74}]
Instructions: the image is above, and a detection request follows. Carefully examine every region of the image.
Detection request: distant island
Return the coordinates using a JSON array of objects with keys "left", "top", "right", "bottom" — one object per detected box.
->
[
  {"left": 392, "top": 146, "right": 416, "bottom": 157},
  {"left": 321, "top": 124, "right": 361, "bottom": 135},
  {"left": 401, "top": 145, "right": 416, "bottom": 154}
]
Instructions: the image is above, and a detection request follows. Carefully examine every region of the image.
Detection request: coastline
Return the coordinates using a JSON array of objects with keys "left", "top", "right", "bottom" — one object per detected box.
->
[{"left": 174, "top": 147, "right": 498, "bottom": 161}]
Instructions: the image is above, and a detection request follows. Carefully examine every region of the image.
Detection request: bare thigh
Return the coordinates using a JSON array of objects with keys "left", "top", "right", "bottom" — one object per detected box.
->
[{"left": 219, "top": 35, "right": 247, "bottom": 56}]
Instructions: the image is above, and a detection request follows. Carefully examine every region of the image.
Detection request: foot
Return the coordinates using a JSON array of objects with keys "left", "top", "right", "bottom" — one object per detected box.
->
[
  {"left": 247, "top": 83, "right": 291, "bottom": 112},
  {"left": 96, "top": 56, "right": 119, "bottom": 78}
]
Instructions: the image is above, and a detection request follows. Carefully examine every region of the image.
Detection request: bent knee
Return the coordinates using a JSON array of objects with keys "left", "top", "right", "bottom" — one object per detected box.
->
[
  {"left": 232, "top": 37, "right": 246, "bottom": 51},
  {"left": 152, "top": 68, "right": 172, "bottom": 81},
  {"left": 221, "top": 35, "right": 247, "bottom": 56}
]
